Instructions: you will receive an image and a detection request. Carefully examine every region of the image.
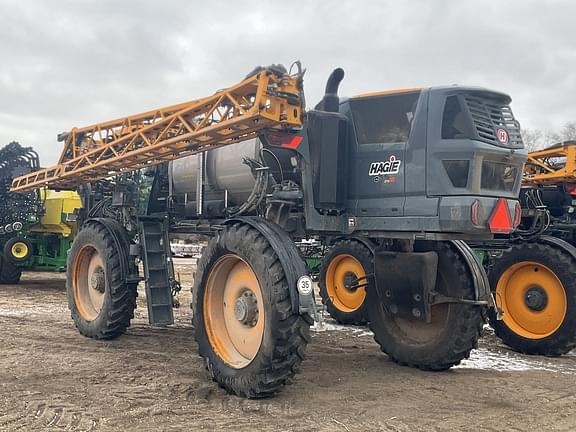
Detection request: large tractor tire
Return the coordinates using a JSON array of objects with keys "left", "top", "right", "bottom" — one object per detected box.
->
[
  {"left": 488, "top": 242, "right": 576, "bottom": 356},
  {"left": 193, "top": 222, "right": 311, "bottom": 398},
  {"left": 319, "top": 240, "right": 371, "bottom": 325},
  {"left": 66, "top": 222, "right": 137, "bottom": 340},
  {"left": 0, "top": 255, "right": 22, "bottom": 284},
  {"left": 368, "top": 242, "right": 484, "bottom": 370}
]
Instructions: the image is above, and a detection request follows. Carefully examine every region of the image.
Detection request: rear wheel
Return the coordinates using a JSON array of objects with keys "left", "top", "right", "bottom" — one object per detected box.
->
[
  {"left": 193, "top": 222, "right": 310, "bottom": 398},
  {"left": 368, "top": 242, "right": 484, "bottom": 370},
  {"left": 0, "top": 255, "right": 22, "bottom": 284},
  {"left": 319, "top": 240, "right": 371, "bottom": 325},
  {"left": 488, "top": 242, "right": 576, "bottom": 355},
  {"left": 67, "top": 222, "right": 137, "bottom": 340}
]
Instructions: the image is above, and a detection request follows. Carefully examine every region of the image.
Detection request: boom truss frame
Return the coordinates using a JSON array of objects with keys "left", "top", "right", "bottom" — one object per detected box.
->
[
  {"left": 11, "top": 67, "right": 304, "bottom": 192},
  {"left": 523, "top": 141, "right": 576, "bottom": 185}
]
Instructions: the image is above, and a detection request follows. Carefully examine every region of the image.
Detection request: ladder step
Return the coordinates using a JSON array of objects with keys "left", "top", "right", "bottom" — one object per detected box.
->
[
  {"left": 146, "top": 249, "right": 165, "bottom": 254},
  {"left": 148, "top": 283, "right": 170, "bottom": 290},
  {"left": 150, "top": 303, "right": 173, "bottom": 308},
  {"left": 148, "top": 266, "right": 168, "bottom": 271}
]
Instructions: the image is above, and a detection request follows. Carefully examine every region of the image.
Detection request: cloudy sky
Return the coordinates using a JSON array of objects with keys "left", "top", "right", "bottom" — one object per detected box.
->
[{"left": 0, "top": 0, "right": 575, "bottom": 165}]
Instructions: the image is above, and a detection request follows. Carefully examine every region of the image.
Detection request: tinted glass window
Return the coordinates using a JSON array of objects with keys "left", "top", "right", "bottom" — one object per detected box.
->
[
  {"left": 443, "top": 160, "right": 469, "bottom": 188},
  {"left": 442, "top": 96, "right": 473, "bottom": 139},
  {"left": 481, "top": 162, "right": 518, "bottom": 192},
  {"left": 350, "top": 92, "right": 420, "bottom": 145}
]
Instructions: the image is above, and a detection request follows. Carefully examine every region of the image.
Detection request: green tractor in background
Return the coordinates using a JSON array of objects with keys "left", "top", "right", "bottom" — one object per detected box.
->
[{"left": 0, "top": 142, "right": 81, "bottom": 283}]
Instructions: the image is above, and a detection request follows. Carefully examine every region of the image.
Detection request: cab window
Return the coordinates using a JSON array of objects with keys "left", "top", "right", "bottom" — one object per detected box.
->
[
  {"left": 350, "top": 92, "right": 420, "bottom": 145},
  {"left": 441, "top": 95, "right": 474, "bottom": 139}
]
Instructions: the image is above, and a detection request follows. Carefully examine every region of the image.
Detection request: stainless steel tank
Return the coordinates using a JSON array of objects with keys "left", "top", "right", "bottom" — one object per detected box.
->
[{"left": 169, "top": 139, "right": 261, "bottom": 205}]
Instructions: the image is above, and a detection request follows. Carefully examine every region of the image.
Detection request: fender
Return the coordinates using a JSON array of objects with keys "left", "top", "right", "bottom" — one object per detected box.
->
[
  {"left": 450, "top": 240, "right": 491, "bottom": 301},
  {"left": 525, "top": 235, "right": 576, "bottom": 260},
  {"left": 224, "top": 217, "right": 307, "bottom": 315},
  {"left": 83, "top": 218, "right": 137, "bottom": 284}
]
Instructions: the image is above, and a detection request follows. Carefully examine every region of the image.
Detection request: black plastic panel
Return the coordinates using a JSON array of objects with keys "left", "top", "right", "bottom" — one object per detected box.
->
[{"left": 307, "top": 110, "right": 349, "bottom": 211}]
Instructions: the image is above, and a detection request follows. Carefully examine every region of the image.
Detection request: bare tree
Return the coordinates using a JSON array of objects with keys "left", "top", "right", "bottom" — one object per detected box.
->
[
  {"left": 521, "top": 128, "right": 544, "bottom": 152},
  {"left": 521, "top": 122, "right": 575, "bottom": 152},
  {"left": 560, "top": 122, "right": 576, "bottom": 141}
]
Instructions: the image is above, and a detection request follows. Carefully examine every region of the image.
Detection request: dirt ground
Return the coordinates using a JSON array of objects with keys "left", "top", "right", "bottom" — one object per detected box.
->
[{"left": 1, "top": 259, "right": 575, "bottom": 432}]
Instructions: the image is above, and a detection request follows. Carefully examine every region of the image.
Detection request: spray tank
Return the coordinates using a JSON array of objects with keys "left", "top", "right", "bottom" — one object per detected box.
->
[
  {"left": 169, "top": 67, "right": 347, "bottom": 218},
  {"left": 169, "top": 138, "right": 298, "bottom": 217}
]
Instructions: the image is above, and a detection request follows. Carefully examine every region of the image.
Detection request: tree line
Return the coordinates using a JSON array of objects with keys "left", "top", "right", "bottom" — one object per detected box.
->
[{"left": 521, "top": 122, "right": 576, "bottom": 152}]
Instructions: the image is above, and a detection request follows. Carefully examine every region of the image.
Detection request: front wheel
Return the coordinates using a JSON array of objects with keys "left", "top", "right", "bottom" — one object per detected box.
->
[
  {"left": 193, "top": 222, "right": 310, "bottom": 398},
  {"left": 67, "top": 221, "right": 137, "bottom": 340},
  {"left": 488, "top": 241, "right": 576, "bottom": 356},
  {"left": 368, "top": 242, "right": 484, "bottom": 370}
]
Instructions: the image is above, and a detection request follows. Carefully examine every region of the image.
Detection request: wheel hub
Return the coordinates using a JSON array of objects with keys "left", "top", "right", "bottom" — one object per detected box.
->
[
  {"left": 343, "top": 272, "right": 359, "bottom": 292},
  {"left": 234, "top": 290, "right": 259, "bottom": 326},
  {"left": 90, "top": 268, "right": 105, "bottom": 294},
  {"left": 524, "top": 286, "right": 548, "bottom": 311},
  {"left": 325, "top": 254, "right": 367, "bottom": 313}
]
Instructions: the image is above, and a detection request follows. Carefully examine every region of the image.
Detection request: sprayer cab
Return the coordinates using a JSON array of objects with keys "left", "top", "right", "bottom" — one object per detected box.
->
[{"left": 299, "top": 70, "right": 528, "bottom": 239}]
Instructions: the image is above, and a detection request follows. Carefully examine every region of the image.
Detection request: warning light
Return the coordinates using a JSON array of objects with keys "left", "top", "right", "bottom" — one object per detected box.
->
[
  {"left": 470, "top": 199, "right": 479, "bottom": 225},
  {"left": 564, "top": 183, "right": 576, "bottom": 196},
  {"left": 265, "top": 131, "right": 303, "bottom": 149},
  {"left": 513, "top": 201, "right": 522, "bottom": 228},
  {"left": 488, "top": 198, "right": 513, "bottom": 234}
]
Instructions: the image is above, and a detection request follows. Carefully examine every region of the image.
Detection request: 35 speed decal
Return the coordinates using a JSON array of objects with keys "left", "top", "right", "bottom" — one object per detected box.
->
[{"left": 368, "top": 155, "right": 401, "bottom": 176}]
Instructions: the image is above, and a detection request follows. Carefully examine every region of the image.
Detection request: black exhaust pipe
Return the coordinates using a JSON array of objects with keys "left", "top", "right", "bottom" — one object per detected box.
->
[{"left": 316, "top": 68, "right": 344, "bottom": 112}]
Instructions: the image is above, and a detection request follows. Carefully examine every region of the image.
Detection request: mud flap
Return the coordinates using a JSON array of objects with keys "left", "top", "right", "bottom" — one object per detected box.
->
[{"left": 374, "top": 251, "right": 438, "bottom": 322}]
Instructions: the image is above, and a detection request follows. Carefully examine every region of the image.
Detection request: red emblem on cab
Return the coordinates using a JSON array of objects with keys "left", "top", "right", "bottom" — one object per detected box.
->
[{"left": 497, "top": 128, "right": 509, "bottom": 144}]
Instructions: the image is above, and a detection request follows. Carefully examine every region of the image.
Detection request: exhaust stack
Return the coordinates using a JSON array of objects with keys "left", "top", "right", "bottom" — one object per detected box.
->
[{"left": 316, "top": 68, "right": 344, "bottom": 112}]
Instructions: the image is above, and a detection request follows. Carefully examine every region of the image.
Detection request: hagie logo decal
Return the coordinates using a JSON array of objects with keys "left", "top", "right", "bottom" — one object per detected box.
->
[
  {"left": 369, "top": 155, "right": 402, "bottom": 176},
  {"left": 497, "top": 128, "right": 509, "bottom": 144}
]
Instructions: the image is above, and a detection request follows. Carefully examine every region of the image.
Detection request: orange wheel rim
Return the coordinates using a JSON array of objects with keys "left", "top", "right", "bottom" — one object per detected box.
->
[
  {"left": 203, "top": 255, "right": 265, "bottom": 369},
  {"left": 496, "top": 261, "right": 567, "bottom": 340},
  {"left": 325, "top": 254, "right": 367, "bottom": 312},
  {"left": 72, "top": 245, "right": 106, "bottom": 321}
]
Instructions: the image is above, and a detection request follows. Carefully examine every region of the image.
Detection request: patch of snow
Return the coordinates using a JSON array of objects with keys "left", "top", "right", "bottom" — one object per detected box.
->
[
  {"left": 311, "top": 320, "right": 373, "bottom": 338},
  {"left": 457, "top": 348, "right": 576, "bottom": 374},
  {"left": 483, "top": 324, "right": 494, "bottom": 334}
]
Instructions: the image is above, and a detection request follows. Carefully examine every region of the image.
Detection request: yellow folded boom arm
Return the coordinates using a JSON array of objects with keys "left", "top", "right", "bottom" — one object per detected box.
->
[
  {"left": 523, "top": 141, "right": 576, "bottom": 185},
  {"left": 11, "top": 67, "right": 304, "bottom": 192}
]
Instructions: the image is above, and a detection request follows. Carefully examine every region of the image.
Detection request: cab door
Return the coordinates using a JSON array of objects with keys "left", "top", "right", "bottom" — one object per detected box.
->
[{"left": 346, "top": 91, "right": 421, "bottom": 217}]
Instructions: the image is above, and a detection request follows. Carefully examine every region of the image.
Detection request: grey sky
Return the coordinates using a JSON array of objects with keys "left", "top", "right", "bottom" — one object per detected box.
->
[{"left": 0, "top": 0, "right": 574, "bottom": 165}]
